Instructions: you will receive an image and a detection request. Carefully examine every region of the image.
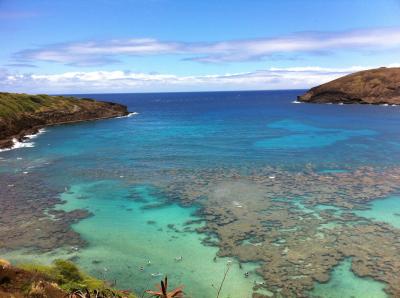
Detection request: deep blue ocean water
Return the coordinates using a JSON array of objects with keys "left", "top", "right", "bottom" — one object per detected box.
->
[
  {"left": 74, "top": 90, "right": 400, "bottom": 168},
  {"left": 2, "top": 90, "right": 400, "bottom": 297}
]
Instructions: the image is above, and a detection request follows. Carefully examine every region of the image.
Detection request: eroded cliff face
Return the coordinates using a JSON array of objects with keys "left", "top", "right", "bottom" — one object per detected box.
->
[
  {"left": 298, "top": 67, "right": 400, "bottom": 104},
  {"left": 0, "top": 93, "right": 128, "bottom": 149}
]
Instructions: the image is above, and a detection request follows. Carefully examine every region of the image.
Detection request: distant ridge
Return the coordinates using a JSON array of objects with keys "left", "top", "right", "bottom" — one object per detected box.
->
[
  {"left": 298, "top": 67, "right": 400, "bottom": 105},
  {"left": 0, "top": 92, "right": 128, "bottom": 149}
]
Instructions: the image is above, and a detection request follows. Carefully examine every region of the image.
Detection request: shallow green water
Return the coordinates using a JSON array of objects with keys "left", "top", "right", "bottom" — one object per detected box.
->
[
  {"left": 355, "top": 196, "right": 400, "bottom": 228},
  {"left": 311, "top": 259, "right": 387, "bottom": 298},
  {"left": 57, "top": 180, "right": 267, "bottom": 297}
]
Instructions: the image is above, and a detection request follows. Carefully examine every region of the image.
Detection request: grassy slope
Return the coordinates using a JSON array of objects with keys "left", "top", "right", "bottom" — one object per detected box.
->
[
  {"left": 0, "top": 92, "right": 109, "bottom": 120},
  {"left": 0, "top": 259, "right": 136, "bottom": 297},
  {"left": 0, "top": 92, "right": 128, "bottom": 146}
]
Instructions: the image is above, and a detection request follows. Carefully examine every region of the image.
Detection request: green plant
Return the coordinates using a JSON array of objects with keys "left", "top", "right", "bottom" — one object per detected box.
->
[
  {"left": 20, "top": 259, "right": 135, "bottom": 297},
  {"left": 53, "top": 259, "right": 81, "bottom": 283},
  {"left": 68, "top": 288, "right": 130, "bottom": 297},
  {"left": 145, "top": 276, "right": 183, "bottom": 298}
]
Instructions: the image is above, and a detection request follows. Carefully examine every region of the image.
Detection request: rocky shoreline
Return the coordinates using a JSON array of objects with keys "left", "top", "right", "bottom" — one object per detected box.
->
[
  {"left": 0, "top": 92, "right": 129, "bottom": 149},
  {"left": 298, "top": 67, "right": 400, "bottom": 105}
]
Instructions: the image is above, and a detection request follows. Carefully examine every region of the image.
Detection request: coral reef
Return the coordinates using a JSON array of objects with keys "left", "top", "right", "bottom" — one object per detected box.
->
[
  {"left": 0, "top": 173, "right": 90, "bottom": 252},
  {"left": 157, "top": 166, "right": 400, "bottom": 296}
]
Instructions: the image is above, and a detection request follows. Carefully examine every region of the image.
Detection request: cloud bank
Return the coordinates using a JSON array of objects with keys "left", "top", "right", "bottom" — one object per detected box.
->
[
  {"left": 3, "top": 65, "right": 398, "bottom": 93},
  {"left": 14, "top": 27, "right": 400, "bottom": 66}
]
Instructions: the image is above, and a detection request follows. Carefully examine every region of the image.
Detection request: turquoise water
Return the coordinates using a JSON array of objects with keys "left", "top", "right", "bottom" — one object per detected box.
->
[
  {"left": 2, "top": 90, "right": 400, "bottom": 297},
  {"left": 311, "top": 259, "right": 387, "bottom": 298},
  {"left": 255, "top": 120, "right": 375, "bottom": 149},
  {"left": 355, "top": 196, "right": 400, "bottom": 228},
  {"left": 57, "top": 181, "right": 265, "bottom": 297}
]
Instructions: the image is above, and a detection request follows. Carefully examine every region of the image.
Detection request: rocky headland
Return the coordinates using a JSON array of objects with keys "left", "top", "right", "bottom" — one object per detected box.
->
[
  {"left": 298, "top": 67, "right": 400, "bottom": 104},
  {"left": 0, "top": 92, "right": 128, "bottom": 149}
]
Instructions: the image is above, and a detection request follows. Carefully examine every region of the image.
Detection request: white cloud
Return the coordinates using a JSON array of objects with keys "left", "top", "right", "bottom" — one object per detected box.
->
[
  {"left": 14, "top": 27, "right": 400, "bottom": 66},
  {"left": 2, "top": 65, "right": 398, "bottom": 93}
]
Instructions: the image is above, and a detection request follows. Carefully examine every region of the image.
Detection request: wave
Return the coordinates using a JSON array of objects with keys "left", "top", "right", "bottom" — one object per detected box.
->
[
  {"left": 0, "top": 128, "right": 47, "bottom": 153},
  {"left": 291, "top": 100, "right": 302, "bottom": 104},
  {"left": 116, "top": 112, "right": 139, "bottom": 119},
  {"left": 0, "top": 139, "right": 34, "bottom": 152},
  {"left": 25, "top": 128, "right": 47, "bottom": 140}
]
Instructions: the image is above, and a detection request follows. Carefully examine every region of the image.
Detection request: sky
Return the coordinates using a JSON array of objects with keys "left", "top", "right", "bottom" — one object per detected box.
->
[{"left": 1, "top": 0, "right": 400, "bottom": 93}]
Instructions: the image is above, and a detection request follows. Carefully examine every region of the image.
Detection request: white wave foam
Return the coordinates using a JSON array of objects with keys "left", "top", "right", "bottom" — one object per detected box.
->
[
  {"left": 25, "top": 128, "right": 47, "bottom": 140},
  {"left": 0, "top": 138, "right": 34, "bottom": 152},
  {"left": 116, "top": 112, "right": 139, "bottom": 119},
  {"left": 0, "top": 129, "right": 46, "bottom": 153},
  {"left": 291, "top": 100, "right": 302, "bottom": 104}
]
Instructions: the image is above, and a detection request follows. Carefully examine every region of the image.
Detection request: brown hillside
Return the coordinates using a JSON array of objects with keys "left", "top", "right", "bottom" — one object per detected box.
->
[{"left": 298, "top": 67, "right": 400, "bottom": 104}]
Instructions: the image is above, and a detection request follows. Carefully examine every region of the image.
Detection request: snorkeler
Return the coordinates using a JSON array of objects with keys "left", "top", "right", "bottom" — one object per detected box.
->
[{"left": 151, "top": 272, "right": 162, "bottom": 277}]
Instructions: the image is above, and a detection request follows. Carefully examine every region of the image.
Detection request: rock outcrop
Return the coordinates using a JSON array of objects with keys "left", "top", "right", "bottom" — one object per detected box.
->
[
  {"left": 0, "top": 92, "right": 128, "bottom": 149},
  {"left": 298, "top": 67, "right": 400, "bottom": 104}
]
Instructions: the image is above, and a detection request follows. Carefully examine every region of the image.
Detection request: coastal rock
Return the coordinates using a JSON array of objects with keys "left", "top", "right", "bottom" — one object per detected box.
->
[
  {"left": 0, "top": 92, "right": 129, "bottom": 149},
  {"left": 298, "top": 67, "right": 400, "bottom": 104}
]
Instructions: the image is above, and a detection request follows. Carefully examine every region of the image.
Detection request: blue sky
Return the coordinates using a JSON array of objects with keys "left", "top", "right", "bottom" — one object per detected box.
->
[{"left": 1, "top": 0, "right": 400, "bottom": 93}]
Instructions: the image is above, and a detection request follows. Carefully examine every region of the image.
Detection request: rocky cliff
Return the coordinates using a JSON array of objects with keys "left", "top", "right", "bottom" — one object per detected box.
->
[
  {"left": 298, "top": 67, "right": 400, "bottom": 104},
  {"left": 0, "top": 92, "right": 128, "bottom": 149}
]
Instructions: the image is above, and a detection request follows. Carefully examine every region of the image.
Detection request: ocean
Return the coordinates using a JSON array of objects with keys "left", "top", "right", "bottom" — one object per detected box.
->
[{"left": 2, "top": 90, "right": 400, "bottom": 297}]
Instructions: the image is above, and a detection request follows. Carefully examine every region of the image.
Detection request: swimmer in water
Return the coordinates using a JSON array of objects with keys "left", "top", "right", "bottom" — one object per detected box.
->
[{"left": 151, "top": 272, "right": 162, "bottom": 277}]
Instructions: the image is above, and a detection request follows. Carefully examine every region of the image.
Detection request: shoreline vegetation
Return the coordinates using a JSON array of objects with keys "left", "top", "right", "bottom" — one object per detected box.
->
[
  {"left": 298, "top": 67, "right": 400, "bottom": 105},
  {"left": 0, "top": 258, "right": 232, "bottom": 298},
  {"left": 0, "top": 258, "right": 136, "bottom": 298},
  {"left": 0, "top": 92, "right": 129, "bottom": 150}
]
